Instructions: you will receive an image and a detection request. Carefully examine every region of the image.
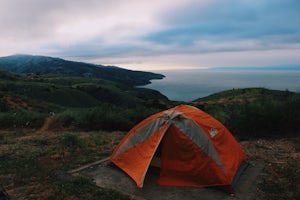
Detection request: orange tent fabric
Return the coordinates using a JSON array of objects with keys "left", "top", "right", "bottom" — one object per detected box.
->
[{"left": 110, "top": 104, "right": 246, "bottom": 188}]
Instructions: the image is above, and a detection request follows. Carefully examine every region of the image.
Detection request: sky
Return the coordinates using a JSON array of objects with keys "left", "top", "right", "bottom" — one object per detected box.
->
[{"left": 0, "top": 0, "right": 300, "bottom": 70}]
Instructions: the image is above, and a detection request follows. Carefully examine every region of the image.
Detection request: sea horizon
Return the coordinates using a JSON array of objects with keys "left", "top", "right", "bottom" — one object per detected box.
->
[{"left": 142, "top": 68, "right": 300, "bottom": 102}]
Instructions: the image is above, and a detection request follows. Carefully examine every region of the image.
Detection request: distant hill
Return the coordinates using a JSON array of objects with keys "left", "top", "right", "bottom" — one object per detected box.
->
[{"left": 0, "top": 54, "right": 165, "bottom": 86}]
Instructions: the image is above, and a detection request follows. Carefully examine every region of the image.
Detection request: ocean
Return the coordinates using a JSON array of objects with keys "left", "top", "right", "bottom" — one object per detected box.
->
[{"left": 142, "top": 69, "right": 300, "bottom": 102}]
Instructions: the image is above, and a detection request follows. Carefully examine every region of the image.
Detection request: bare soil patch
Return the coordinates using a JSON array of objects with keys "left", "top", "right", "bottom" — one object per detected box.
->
[{"left": 77, "top": 160, "right": 263, "bottom": 200}]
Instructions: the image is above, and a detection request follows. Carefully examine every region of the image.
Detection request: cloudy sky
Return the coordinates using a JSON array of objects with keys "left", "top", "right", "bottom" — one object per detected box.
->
[{"left": 0, "top": 0, "right": 300, "bottom": 70}]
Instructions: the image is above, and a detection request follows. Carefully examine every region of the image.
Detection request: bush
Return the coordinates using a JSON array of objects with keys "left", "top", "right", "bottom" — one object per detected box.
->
[
  {"left": 55, "top": 109, "right": 81, "bottom": 127},
  {"left": 55, "top": 104, "right": 160, "bottom": 131},
  {"left": 201, "top": 93, "right": 300, "bottom": 139},
  {"left": 76, "top": 106, "right": 135, "bottom": 131},
  {"left": 0, "top": 110, "right": 47, "bottom": 128}
]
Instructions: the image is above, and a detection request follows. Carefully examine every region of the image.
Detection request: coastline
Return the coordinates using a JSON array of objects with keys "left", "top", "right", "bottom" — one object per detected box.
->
[{"left": 142, "top": 69, "right": 300, "bottom": 102}]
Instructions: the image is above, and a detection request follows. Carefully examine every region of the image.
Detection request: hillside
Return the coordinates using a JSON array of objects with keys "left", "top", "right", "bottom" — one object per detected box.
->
[
  {"left": 192, "top": 88, "right": 300, "bottom": 139},
  {"left": 0, "top": 84, "right": 299, "bottom": 199},
  {"left": 0, "top": 55, "right": 165, "bottom": 86},
  {"left": 0, "top": 69, "right": 172, "bottom": 131}
]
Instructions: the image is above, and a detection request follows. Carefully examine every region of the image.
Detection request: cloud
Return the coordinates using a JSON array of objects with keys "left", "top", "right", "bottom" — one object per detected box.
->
[
  {"left": 144, "top": 0, "right": 300, "bottom": 52},
  {"left": 0, "top": 0, "right": 299, "bottom": 69},
  {"left": 0, "top": 0, "right": 190, "bottom": 54}
]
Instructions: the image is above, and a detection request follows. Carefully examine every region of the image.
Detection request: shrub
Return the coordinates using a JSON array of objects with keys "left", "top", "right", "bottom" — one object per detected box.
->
[
  {"left": 55, "top": 109, "right": 81, "bottom": 127},
  {"left": 0, "top": 110, "right": 47, "bottom": 128},
  {"left": 55, "top": 104, "right": 160, "bottom": 131},
  {"left": 201, "top": 93, "right": 300, "bottom": 139}
]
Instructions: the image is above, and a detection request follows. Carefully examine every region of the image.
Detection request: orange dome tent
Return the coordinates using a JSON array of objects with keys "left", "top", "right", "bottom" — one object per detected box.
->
[{"left": 110, "top": 105, "right": 246, "bottom": 192}]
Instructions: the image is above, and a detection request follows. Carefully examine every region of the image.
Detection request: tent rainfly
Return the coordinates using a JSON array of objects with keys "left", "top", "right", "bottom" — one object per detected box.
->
[{"left": 110, "top": 105, "right": 247, "bottom": 194}]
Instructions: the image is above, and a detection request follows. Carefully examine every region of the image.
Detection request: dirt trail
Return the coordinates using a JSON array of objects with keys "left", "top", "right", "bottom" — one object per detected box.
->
[{"left": 35, "top": 117, "right": 62, "bottom": 134}]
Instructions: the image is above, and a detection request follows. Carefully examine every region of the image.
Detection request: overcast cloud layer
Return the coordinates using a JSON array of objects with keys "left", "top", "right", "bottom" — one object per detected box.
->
[{"left": 0, "top": 0, "right": 299, "bottom": 70}]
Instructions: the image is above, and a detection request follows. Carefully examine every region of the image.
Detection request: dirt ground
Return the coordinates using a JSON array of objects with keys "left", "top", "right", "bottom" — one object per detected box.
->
[{"left": 75, "top": 159, "right": 264, "bottom": 200}]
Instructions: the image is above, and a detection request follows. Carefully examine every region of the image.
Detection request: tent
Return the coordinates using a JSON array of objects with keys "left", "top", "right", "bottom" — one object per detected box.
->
[{"left": 110, "top": 105, "right": 246, "bottom": 192}]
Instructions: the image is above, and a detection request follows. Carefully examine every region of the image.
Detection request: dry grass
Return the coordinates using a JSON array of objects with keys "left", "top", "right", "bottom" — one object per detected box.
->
[
  {"left": 240, "top": 136, "right": 300, "bottom": 199},
  {"left": 0, "top": 129, "right": 127, "bottom": 199}
]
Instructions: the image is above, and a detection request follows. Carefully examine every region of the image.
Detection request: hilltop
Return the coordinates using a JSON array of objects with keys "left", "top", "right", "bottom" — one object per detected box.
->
[{"left": 0, "top": 54, "right": 165, "bottom": 86}]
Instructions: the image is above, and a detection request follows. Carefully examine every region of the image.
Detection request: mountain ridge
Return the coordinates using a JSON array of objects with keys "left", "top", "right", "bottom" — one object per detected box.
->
[{"left": 0, "top": 54, "right": 165, "bottom": 86}]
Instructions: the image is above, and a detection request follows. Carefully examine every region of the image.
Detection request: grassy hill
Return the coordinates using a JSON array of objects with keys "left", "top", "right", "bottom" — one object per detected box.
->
[
  {"left": 0, "top": 72, "right": 299, "bottom": 199},
  {"left": 1, "top": 70, "right": 299, "bottom": 136},
  {"left": 192, "top": 88, "right": 300, "bottom": 139},
  {"left": 0, "top": 69, "right": 172, "bottom": 131},
  {"left": 0, "top": 54, "right": 165, "bottom": 86}
]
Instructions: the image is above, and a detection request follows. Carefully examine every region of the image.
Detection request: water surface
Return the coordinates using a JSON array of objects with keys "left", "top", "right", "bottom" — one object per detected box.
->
[{"left": 143, "top": 69, "right": 300, "bottom": 102}]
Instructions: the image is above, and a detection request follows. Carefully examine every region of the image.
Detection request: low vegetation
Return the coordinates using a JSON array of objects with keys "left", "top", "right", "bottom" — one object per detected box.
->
[
  {"left": 0, "top": 68, "right": 299, "bottom": 199},
  {"left": 55, "top": 104, "right": 162, "bottom": 131},
  {"left": 193, "top": 88, "right": 300, "bottom": 140},
  {"left": 0, "top": 130, "right": 129, "bottom": 199},
  {"left": 0, "top": 70, "right": 172, "bottom": 131}
]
